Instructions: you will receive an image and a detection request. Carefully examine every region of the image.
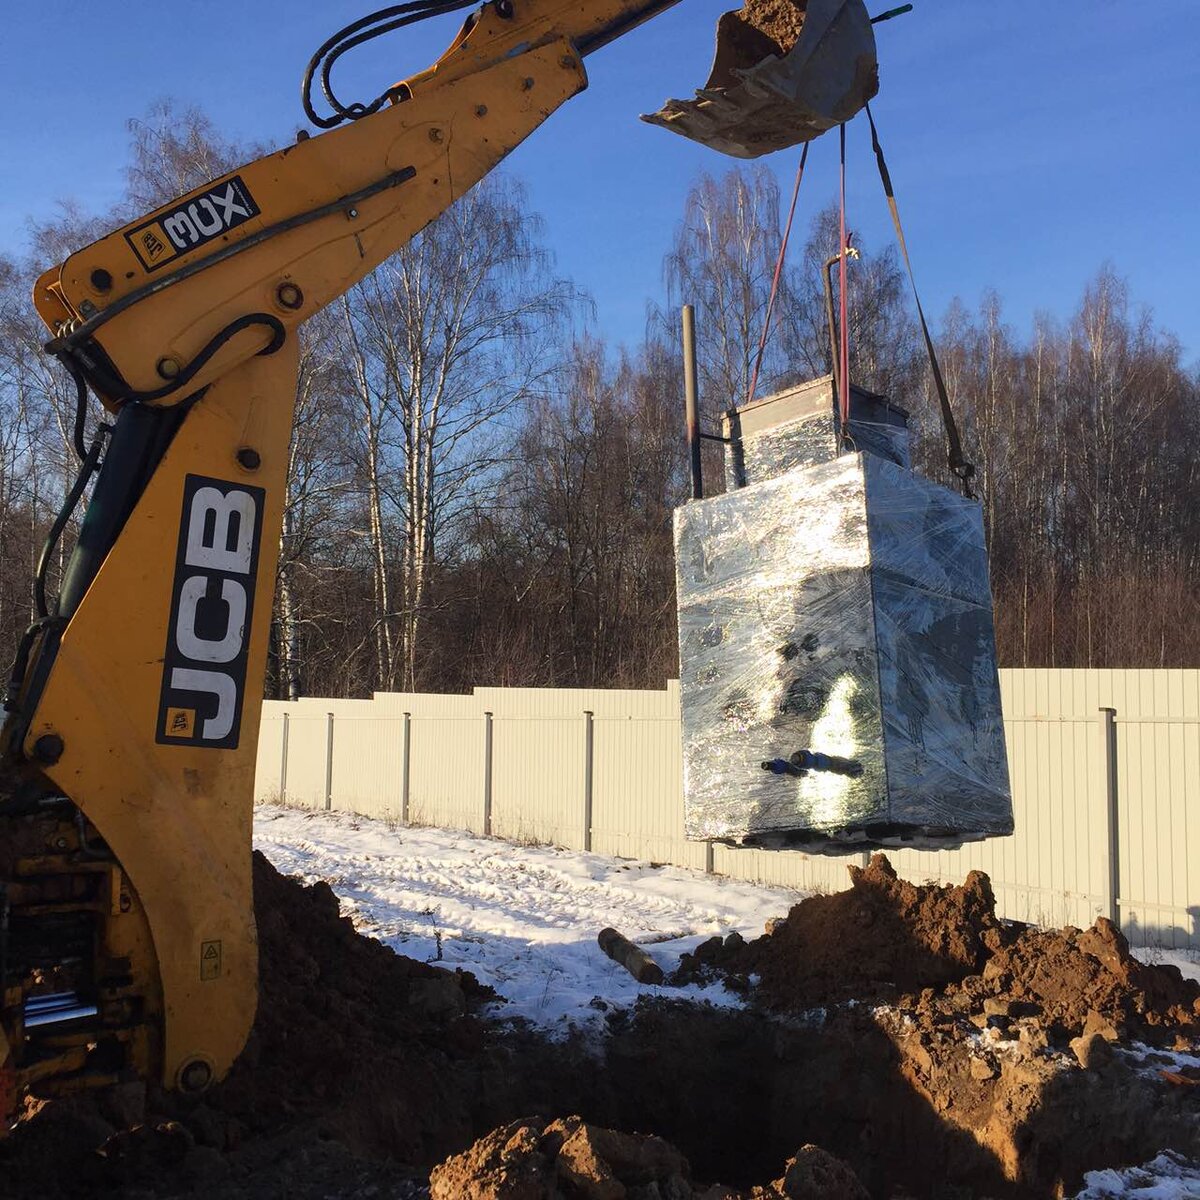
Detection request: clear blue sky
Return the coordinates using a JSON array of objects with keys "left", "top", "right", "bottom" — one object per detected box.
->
[{"left": 2, "top": 1, "right": 1197, "bottom": 363}]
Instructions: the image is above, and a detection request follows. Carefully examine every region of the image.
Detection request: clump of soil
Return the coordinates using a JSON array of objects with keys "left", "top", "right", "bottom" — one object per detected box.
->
[
  {"left": 678, "top": 853, "right": 1200, "bottom": 1045},
  {"left": 677, "top": 854, "right": 1003, "bottom": 1007},
  {"left": 740, "top": 0, "right": 806, "bottom": 50},
  {"left": 429, "top": 1115, "right": 868, "bottom": 1200}
]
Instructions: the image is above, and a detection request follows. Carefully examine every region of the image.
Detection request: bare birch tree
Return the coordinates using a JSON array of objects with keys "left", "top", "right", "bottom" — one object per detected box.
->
[
  {"left": 332, "top": 174, "right": 580, "bottom": 690},
  {"left": 663, "top": 166, "right": 788, "bottom": 415}
]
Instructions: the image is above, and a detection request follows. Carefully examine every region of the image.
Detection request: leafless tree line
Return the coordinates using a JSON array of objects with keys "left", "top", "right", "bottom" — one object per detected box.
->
[{"left": 0, "top": 106, "right": 1194, "bottom": 704}]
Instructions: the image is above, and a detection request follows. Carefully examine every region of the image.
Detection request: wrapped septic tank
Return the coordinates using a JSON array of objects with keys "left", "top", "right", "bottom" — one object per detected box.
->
[{"left": 675, "top": 376, "right": 1012, "bottom": 853}]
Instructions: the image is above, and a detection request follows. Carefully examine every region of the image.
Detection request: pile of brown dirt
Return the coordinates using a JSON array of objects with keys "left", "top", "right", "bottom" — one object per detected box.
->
[
  {"left": 870, "top": 995, "right": 1200, "bottom": 1193},
  {"left": 207, "top": 850, "right": 497, "bottom": 1161},
  {"left": 429, "top": 1115, "right": 868, "bottom": 1200},
  {"left": 676, "top": 854, "right": 1003, "bottom": 1007},
  {"left": 677, "top": 854, "right": 1200, "bottom": 1045}
]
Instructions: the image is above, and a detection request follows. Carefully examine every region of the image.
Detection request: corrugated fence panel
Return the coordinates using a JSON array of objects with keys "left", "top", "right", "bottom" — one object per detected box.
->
[
  {"left": 256, "top": 710, "right": 285, "bottom": 803},
  {"left": 883, "top": 714, "right": 1107, "bottom": 931},
  {"left": 408, "top": 706, "right": 486, "bottom": 833},
  {"left": 254, "top": 672, "right": 1200, "bottom": 947},
  {"left": 591, "top": 702, "right": 709, "bottom": 870},
  {"left": 490, "top": 715, "right": 586, "bottom": 849},
  {"left": 330, "top": 716, "right": 402, "bottom": 820},
  {"left": 477, "top": 687, "right": 602, "bottom": 850},
  {"left": 1109, "top": 670, "right": 1200, "bottom": 949},
  {"left": 281, "top": 712, "right": 331, "bottom": 810}
]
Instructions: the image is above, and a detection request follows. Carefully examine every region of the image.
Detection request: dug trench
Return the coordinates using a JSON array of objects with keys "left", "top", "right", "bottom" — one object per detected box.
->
[{"left": 2, "top": 853, "right": 1197, "bottom": 1198}]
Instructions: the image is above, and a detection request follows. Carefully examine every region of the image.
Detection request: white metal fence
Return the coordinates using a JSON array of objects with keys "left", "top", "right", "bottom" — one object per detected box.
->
[{"left": 255, "top": 670, "right": 1200, "bottom": 949}]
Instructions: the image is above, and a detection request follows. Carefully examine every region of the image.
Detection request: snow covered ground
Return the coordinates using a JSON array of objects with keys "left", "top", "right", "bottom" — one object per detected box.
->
[
  {"left": 1069, "top": 1151, "right": 1200, "bottom": 1199},
  {"left": 253, "top": 804, "right": 803, "bottom": 1029}
]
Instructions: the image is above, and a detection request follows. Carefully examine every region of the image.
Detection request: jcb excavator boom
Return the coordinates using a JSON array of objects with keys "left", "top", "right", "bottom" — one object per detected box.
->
[{"left": 0, "top": 0, "right": 877, "bottom": 1114}]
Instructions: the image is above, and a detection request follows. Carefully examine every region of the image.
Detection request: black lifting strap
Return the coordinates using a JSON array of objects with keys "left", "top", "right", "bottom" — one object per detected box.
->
[{"left": 865, "top": 101, "right": 976, "bottom": 500}]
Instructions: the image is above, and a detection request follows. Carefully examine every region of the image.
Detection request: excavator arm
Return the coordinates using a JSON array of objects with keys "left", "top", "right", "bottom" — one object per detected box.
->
[{"left": 0, "top": 0, "right": 877, "bottom": 1114}]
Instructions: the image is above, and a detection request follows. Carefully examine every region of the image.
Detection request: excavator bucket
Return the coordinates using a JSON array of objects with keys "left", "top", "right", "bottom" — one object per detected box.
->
[{"left": 642, "top": 0, "right": 878, "bottom": 159}]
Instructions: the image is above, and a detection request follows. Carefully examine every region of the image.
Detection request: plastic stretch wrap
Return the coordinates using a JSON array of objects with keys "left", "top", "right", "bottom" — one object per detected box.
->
[
  {"left": 675, "top": 453, "right": 1012, "bottom": 853},
  {"left": 844, "top": 415, "right": 911, "bottom": 472},
  {"left": 729, "top": 412, "right": 911, "bottom": 490}
]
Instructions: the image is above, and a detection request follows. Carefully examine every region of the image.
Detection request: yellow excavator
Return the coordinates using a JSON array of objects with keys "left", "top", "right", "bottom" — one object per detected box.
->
[{"left": 0, "top": 0, "right": 878, "bottom": 1116}]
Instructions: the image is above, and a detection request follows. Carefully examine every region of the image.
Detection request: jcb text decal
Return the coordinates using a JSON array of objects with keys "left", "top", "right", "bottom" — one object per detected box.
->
[
  {"left": 125, "top": 175, "right": 260, "bottom": 272},
  {"left": 158, "top": 475, "right": 264, "bottom": 749}
]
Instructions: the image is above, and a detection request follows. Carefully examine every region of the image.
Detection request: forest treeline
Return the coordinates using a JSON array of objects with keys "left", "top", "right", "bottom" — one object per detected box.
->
[{"left": 0, "top": 104, "right": 1195, "bottom": 699}]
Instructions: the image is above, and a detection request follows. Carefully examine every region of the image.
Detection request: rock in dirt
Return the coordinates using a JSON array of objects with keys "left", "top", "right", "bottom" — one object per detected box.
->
[
  {"left": 762, "top": 1144, "right": 870, "bottom": 1199},
  {"left": 1069, "top": 1031, "right": 1114, "bottom": 1071},
  {"left": 558, "top": 1119, "right": 689, "bottom": 1196},
  {"left": 428, "top": 1117, "right": 868, "bottom": 1200},
  {"left": 408, "top": 974, "right": 469, "bottom": 1018}
]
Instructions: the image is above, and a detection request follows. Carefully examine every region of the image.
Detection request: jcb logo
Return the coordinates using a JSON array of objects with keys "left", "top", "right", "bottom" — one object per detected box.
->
[
  {"left": 126, "top": 175, "right": 260, "bottom": 272},
  {"left": 158, "top": 475, "right": 264, "bottom": 749}
]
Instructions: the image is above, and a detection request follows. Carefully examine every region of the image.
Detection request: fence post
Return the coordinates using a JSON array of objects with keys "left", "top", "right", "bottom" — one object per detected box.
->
[
  {"left": 1100, "top": 706, "right": 1120, "bottom": 929},
  {"left": 482, "top": 711, "right": 494, "bottom": 836},
  {"left": 401, "top": 711, "right": 411, "bottom": 824},
  {"left": 583, "top": 710, "right": 594, "bottom": 852},
  {"left": 279, "top": 712, "right": 290, "bottom": 804},
  {"left": 324, "top": 711, "right": 335, "bottom": 812}
]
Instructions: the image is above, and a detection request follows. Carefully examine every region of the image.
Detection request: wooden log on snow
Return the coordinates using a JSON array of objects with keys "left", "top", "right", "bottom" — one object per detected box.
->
[{"left": 597, "top": 927, "right": 664, "bottom": 985}]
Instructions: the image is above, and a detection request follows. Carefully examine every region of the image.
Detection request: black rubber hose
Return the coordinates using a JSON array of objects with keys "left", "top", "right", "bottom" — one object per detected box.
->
[
  {"left": 67, "top": 360, "right": 89, "bottom": 463},
  {"left": 113, "top": 313, "right": 285, "bottom": 405},
  {"left": 318, "top": 1, "right": 477, "bottom": 122},
  {"left": 302, "top": 0, "right": 477, "bottom": 129},
  {"left": 34, "top": 430, "right": 108, "bottom": 619}
]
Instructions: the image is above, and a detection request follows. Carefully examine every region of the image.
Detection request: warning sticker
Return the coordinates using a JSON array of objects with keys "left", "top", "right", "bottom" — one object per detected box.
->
[
  {"left": 200, "top": 940, "right": 222, "bottom": 981},
  {"left": 164, "top": 707, "right": 196, "bottom": 738}
]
